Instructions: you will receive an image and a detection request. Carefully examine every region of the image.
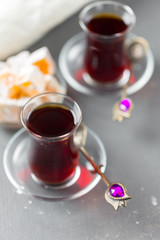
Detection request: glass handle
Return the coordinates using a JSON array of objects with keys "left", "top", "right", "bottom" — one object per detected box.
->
[{"left": 126, "top": 36, "right": 149, "bottom": 63}]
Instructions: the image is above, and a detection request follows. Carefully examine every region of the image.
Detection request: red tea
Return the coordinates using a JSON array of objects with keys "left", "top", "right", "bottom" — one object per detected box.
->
[
  {"left": 27, "top": 104, "right": 79, "bottom": 184},
  {"left": 86, "top": 13, "right": 128, "bottom": 35},
  {"left": 84, "top": 13, "right": 130, "bottom": 84}
]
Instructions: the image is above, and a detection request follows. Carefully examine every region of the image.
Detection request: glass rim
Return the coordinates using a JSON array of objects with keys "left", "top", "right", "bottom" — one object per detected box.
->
[
  {"left": 21, "top": 92, "right": 82, "bottom": 141},
  {"left": 79, "top": 0, "right": 136, "bottom": 40}
]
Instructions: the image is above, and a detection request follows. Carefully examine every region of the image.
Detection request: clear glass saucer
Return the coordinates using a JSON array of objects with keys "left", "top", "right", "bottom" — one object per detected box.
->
[
  {"left": 3, "top": 127, "right": 107, "bottom": 201},
  {"left": 58, "top": 32, "right": 154, "bottom": 95}
]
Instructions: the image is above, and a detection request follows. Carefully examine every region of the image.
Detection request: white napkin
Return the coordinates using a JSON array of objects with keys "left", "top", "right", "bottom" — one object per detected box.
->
[{"left": 0, "top": 0, "right": 91, "bottom": 60}]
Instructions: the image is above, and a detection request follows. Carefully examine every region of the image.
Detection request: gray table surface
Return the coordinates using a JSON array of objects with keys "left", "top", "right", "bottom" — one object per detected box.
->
[{"left": 1, "top": 0, "right": 160, "bottom": 239}]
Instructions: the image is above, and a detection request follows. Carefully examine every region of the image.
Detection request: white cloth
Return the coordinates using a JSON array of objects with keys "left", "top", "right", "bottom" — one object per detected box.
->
[{"left": 0, "top": 0, "right": 91, "bottom": 60}]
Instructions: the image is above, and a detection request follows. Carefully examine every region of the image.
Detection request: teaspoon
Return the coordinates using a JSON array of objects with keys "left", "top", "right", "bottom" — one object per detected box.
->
[{"left": 74, "top": 122, "right": 131, "bottom": 210}]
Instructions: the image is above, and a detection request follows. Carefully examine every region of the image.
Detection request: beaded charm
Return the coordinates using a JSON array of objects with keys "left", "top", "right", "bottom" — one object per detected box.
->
[
  {"left": 113, "top": 97, "right": 134, "bottom": 122},
  {"left": 105, "top": 182, "right": 131, "bottom": 210}
]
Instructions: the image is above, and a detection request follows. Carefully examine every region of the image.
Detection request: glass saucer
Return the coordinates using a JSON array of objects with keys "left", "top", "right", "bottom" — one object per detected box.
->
[
  {"left": 58, "top": 32, "right": 154, "bottom": 95},
  {"left": 3, "top": 127, "right": 107, "bottom": 201}
]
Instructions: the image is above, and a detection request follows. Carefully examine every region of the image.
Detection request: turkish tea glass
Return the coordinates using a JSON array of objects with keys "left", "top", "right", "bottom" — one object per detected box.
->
[
  {"left": 79, "top": 0, "right": 136, "bottom": 85},
  {"left": 21, "top": 92, "right": 82, "bottom": 185}
]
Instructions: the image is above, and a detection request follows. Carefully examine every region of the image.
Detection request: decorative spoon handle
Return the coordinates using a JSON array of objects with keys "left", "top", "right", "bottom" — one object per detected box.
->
[
  {"left": 80, "top": 146, "right": 131, "bottom": 210},
  {"left": 113, "top": 37, "right": 149, "bottom": 122},
  {"left": 80, "top": 146, "right": 110, "bottom": 186}
]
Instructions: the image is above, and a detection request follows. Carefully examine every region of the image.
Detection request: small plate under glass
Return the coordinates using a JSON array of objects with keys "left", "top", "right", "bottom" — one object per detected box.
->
[
  {"left": 3, "top": 127, "right": 107, "bottom": 201},
  {"left": 58, "top": 32, "right": 154, "bottom": 95}
]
